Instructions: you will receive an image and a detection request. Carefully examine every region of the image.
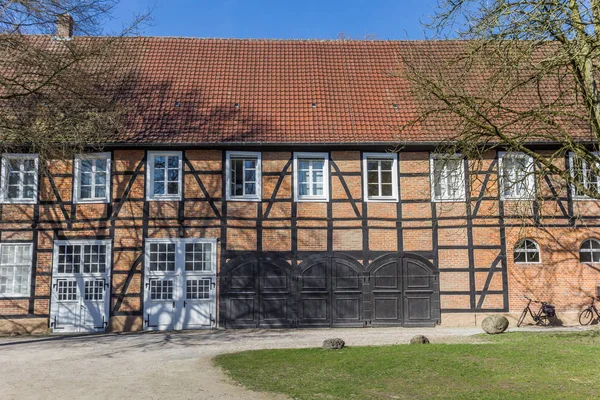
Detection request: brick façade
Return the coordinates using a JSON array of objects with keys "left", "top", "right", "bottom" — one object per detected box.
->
[{"left": 1, "top": 147, "right": 598, "bottom": 333}]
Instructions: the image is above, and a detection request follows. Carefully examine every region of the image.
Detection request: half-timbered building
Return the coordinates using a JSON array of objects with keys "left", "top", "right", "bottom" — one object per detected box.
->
[{"left": 1, "top": 36, "right": 600, "bottom": 334}]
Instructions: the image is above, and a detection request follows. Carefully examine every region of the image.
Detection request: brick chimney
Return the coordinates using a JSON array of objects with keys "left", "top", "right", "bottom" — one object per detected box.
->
[{"left": 56, "top": 13, "right": 74, "bottom": 38}]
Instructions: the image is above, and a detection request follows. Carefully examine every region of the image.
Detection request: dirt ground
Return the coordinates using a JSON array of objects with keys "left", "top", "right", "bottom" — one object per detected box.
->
[{"left": 0, "top": 326, "right": 589, "bottom": 400}]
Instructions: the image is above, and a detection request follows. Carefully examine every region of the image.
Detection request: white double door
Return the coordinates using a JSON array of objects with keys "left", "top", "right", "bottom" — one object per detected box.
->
[
  {"left": 144, "top": 238, "right": 217, "bottom": 331},
  {"left": 50, "top": 240, "right": 112, "bottom": 333}
]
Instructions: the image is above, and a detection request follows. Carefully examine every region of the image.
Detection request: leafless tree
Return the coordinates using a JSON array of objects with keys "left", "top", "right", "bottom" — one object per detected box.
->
[
  {"left": 0, "top": 0, "right": 150, "bottom": 164},
  {"left": 399, "top": 0, "right": 600, "bottom": 220}
]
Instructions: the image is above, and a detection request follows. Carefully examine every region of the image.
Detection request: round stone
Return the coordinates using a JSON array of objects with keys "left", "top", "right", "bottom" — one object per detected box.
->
[
  {"left": 409, "top": 335, "right": 430, "bottom": 344},
  {"left": 322, "top": 338, "right": 345, "bottom": 350},
  {"left": 481, "top": 315, "right": 509, "bottom": 334}
]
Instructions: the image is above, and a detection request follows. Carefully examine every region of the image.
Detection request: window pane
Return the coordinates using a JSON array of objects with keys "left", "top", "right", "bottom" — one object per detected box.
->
[
  {"left": 245, "top": 183, "right": 256, "bottom": 195},
  {"left": 514, "top": 251, "right": 526, "bottom": 263},
  {"left": 381, "top": 171, "right": 392, "bottom": 184},
  {"left": 580, "top": 251, "right": 592, "bottom": 262},
  {"left": 96, "top": 172, "right": 106, "bottom": 185},
  {"left": 8, "top": 173, "right": 19, "bottom": 185},
  {"left": 154, "top": 168, "right": 165, "bottom": 182},
  {"left": 81, "top": 160, "right": 93, "bottom": 172},
  {"left": 381, "top": 184, "right": 393, "bottom": 197},
  {"left": 528, "top": 251, "right": 540, "bottom": 263},
  {"left": 7, "top": 185, "right": 18, "bottom": 198},
  {"left": 244, "top": 159, "right": 256, "bottom": 170},
  {"left": 80, "top": 186, "right": 92, "bottom": 198},
  {"left": 244, "top": 168, "right": 256, "bottom": 182},
  {"left": 96, "top": 159, "right": 106, "bottom": 171},
  {"left": 367, "top": 161, "right": 378, "bottom": 171},
  {"left": 593, "top": 252, "right": 600, "bottom": 263},
  {"left": 368, "top": 184, "right": 379, "bottom": 196},
  {"left": 153, "top": 182, "right": 164, "bottom": 195},
  {"left": 154, "top": 156, "right": 165, "bottom": 168},
  {"left": 168, "top": 156, "right": 178, "bottom": 168},
  {"left": 299, "top": 170, "right": 310, "bottom": 185},
  {"left": 23, "top": 159, "right": 35, "bottom": 172},
  {"left": 367, "top": 171, "right": 378, "bottom": 185},
  {"left": 168, "top": 169, "right": 179, "bottom": 182},
  {"left": 381, "top": 160, "right": 393, "bottom": 171},
  {"left": 167, "top": 182, "right": 178, "bottom": 195},
  {"left": 23, "top": 186, "right": 34, "bottom": 199},
  {"left": 95, "top": 186, "right": 106, "bottom": 198},
  {"left": 592, "top": 240, "right": 600, "bottom": 249},
  {"left": 299, "top": 183, "right": 309, "bottom": 196}
]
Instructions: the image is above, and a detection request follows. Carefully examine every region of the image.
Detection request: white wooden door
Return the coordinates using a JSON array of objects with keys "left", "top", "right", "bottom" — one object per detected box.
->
[
  {"left": 50, "top": 241, "right": 111, "bottom": 333},
  {"left": 144, "top": 239, "right": 216, "bottom": 331}
]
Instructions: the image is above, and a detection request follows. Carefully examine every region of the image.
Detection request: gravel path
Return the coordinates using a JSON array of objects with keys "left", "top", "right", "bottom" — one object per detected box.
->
[{"left": 0, "top": 325, "right": 589, "bottom": 400}]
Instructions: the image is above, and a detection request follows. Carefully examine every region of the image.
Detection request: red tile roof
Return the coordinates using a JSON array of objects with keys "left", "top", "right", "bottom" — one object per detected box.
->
[
  {"left": 103, "top": 38, "right": 424, "bottom": 145},
  {"left": 57, "top": 38, "right": 596, "bottom": 145}
]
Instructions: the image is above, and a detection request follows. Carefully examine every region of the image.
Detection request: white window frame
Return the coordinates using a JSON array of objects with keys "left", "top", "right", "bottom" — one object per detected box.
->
[
  {"left": 569, "top": 152, "right": 600, "bottom": 200},
  {"left": 0, "top": 242, "right": 33, "bottom": 297},
  {"left": 225, "top": 151, "right": 262, "bottom": 201},
  {"left": 513, "top": 238, "right": 541, "bottom": 264},
  {"left": 293, "top": 152, "right": 329, "bottom": 202},
  {"left": 1, "top": 154, "right": 39, "bottom": 204},
  {"left": 430, "top": 153, "right": 466, "bottom": 202},
  {"left": 362, "top": 152, "right": 399, "bottom": 202},
  {"left": 144, "top": 238, "right": 217, "bottom": 275},
  {"left": 498, "top": 152, "right": 535, "bottom": 200},
  {"left": 580, "top": 238, "right": 600, "bottom": 264},
  {"left": 146, "top": 151, "right": 183, "bottom": 201},
  {"left": 73, "top": 153, "right": 111, "bottom": 204},
  {"left": 53, "top": 239, "right": 112, "bottom": 277}
]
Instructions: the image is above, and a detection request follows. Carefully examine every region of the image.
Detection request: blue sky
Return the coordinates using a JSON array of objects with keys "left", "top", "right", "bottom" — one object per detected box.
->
[{"left": 104, "top": 0, "right": 440, "bottom": 39}]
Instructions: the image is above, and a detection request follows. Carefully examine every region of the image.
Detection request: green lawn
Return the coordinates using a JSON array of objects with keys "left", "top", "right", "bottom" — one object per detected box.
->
[{"left": 215, "top": 331, "right": 600, "bottom": 400}]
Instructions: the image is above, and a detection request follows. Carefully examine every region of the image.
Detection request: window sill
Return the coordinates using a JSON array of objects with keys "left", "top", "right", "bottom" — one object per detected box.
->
[
  {"left": 73, "top": 198, "right": 110, "bottom": 204},
  {"left": 295, "top": 197, "right": 329, "bottom": 203},
  {"left": 0, "top": 293, "right": 31, "bottom": 298},
  {"left": 146, "top": 196, "right": 182, "bottom": 202},
  {"left": 365, "top": 197, "right": 399, "bottom": 203},
  {"left": 1, "top": 199, "right": 37, "bottom": 205},
  {"left": 431, "top": 198, "right": 465, "bottom": 203},
  {"left": 226, "top": 197, "right": 261, "bottom": 202}
]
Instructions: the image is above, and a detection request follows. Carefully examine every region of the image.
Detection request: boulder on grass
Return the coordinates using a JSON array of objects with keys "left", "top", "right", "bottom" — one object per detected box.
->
[
  {"left": 322, "top": 338, "right": 345, "bottom": 350},
  {"left": 481, "top": 315, "right": 509, "bottom": 334},
  {"left": 410, "top": 335, "right": 430, "bottom": 344}
]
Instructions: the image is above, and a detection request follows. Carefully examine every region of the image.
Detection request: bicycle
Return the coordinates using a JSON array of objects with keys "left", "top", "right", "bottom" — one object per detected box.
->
[
  {"left": 517, "top": 296, "right": 557, "bottom": 327},
  {"left": 578, "top": 296, "right": 600, "bottom": 325}
]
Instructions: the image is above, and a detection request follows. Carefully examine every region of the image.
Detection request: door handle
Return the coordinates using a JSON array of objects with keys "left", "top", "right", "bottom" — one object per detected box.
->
[
  {"left": 211, "top": 281, "right": 216, "bottom": 289},
  {"left": 172, "top": 301, "right": 175, "bottom": 308},
  {"left": 183, "top": 301, "right": 187, "bottom": 308}
]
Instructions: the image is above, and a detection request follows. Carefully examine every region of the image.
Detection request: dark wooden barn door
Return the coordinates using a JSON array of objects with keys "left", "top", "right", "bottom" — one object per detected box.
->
[
  {"left": 297, "top": 255, "right": 364, "bottom": 328},
  {"left": 221, "top": 255, "right": 293, "bottom": 328},
  {"left": 368, "top": 253, "right": 440, "bottom": 327}
]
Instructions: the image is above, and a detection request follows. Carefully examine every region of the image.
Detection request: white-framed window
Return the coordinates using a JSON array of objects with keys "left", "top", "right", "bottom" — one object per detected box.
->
[
  {"left": 73, "top": 153, "right": 111, "bottom": 204},
  {"left": 293, "top": 152, "right": 329, "bottom": 202},
  {"left": 55, "top": 242, "right": 109, "bottom": 274},
  {"left": 226, "top": 151, "right": 261, "bottom": 201},
  {"left": 145, "top": 238, "right": 217, "bottom": 274},
  {"left": 499, "top": 152, "right": 535, "bottom": 200},
  {"left": 1, "top": 154, "right": 38, "bottom": 204},
  {"left": 514, "top": 239, "right": 541, "bottom": 264},
  {"left": 363, "top": 152, "right": 398, "bottom": 202},
  {"left": 146, "top": 151, "right": 182, "bottom": 201},
  {"left": 580, "top": 239, "right": 600, "bottom": 263},
  {"left": 430, "top": 154, "right": 465, "bottom": 202},
  {"left": 570, "top": 152, "right": 600, "bottom": 199},
  {"left": 0, "top": 243, "right": 32, "bottom": 297}
]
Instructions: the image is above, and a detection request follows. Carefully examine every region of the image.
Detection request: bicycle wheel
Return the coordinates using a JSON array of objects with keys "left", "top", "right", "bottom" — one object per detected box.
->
[
  {"left": 517, "top": 308, "right": 528, "bottom": 327},
  {"left": 579, "top": 308, "right": 594, "bottom": 325},
  {"left": 538, "top": 313, "right": 557, "bottom": 327}
]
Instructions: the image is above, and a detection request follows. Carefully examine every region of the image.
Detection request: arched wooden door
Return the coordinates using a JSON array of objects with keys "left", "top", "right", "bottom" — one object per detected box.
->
[
  {"left": 368, "top": 253, "right": 440, "bottom": 327},
  {"left": 297, "top": 254, "right": 366, "bottom": 327},
  {"left": 220, "top": 254, "right": 293, "bottom": 328}
]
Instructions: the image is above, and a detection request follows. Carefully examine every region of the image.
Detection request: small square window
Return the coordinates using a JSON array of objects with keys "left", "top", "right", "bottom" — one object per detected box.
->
[
  {"left": 571, "top": 153, "right": 600, "bottom": 199},
  {"left": 363, "top": 153, "right": 398, "bottom": 202},
  {"left": 226, "top": 152, "right": 261, "bottom": 201},
  {"left": 0, "top": 243, "right": 32, "bottom": 296},
  {"left": 499, "top": 152, "right": 535, "bottom": 200},
  {"left": 1, "top": 154, "right": 38, "bottom": 204},
  {"left": 147, "top": 152, "right": 182, "bottom": 201},
  {"left": 431, "top": 154, "right": 465, "bottom": 202},
  {"left": 74, "top": 153, "right": 111, "bottom": 203},
  {"left": 294, "top": 152, "right": 329, "bottom": 202}
]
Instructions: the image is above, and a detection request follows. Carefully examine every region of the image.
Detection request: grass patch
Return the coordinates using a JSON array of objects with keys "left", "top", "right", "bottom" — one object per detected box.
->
[{"left": 215, "top": 331, "right": 600, "bottom": 399}]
